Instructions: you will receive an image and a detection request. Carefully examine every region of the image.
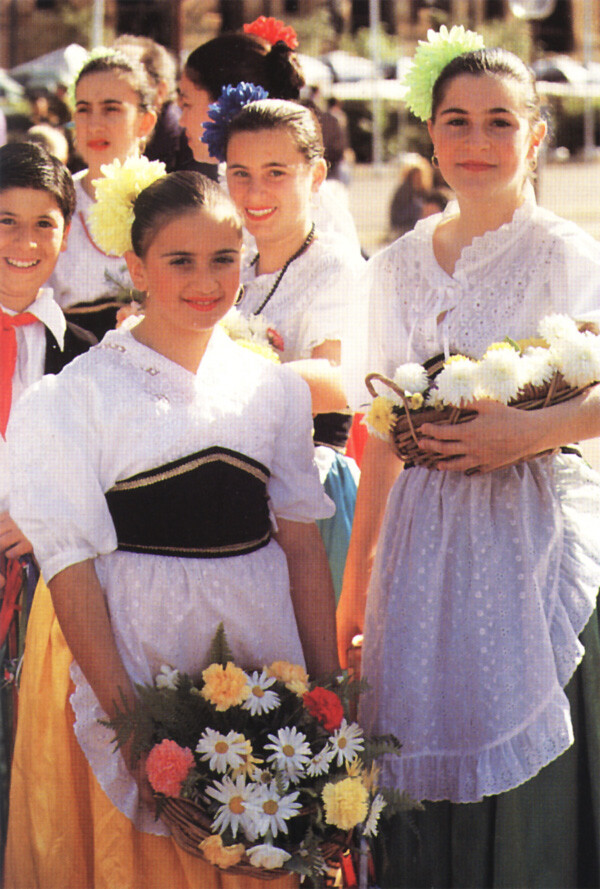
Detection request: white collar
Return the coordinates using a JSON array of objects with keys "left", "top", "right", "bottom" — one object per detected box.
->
[{"left": 4, "top": 287, "right": 66, "bottom": 350}]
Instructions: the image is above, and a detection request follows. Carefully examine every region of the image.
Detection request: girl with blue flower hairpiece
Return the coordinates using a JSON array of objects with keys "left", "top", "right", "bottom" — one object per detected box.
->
[{"left": 339, "top": 26, "right": 600, "bottom": 888}]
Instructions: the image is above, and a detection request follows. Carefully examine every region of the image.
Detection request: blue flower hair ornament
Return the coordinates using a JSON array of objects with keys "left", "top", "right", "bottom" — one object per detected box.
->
[{"left": 201, "top": 82, "right": 269, "bottom": 162}]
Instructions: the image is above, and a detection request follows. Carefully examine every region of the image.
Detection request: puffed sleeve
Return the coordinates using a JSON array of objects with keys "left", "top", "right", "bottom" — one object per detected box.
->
[
  {"left": 544, "top": 216, "right": 600, "bottom": 323},
  {"left": 8, "top": 371, "right": 117, "bottom": 581},
  {"left": 267, "top": 366, "right": 335, "bottom": 522}
]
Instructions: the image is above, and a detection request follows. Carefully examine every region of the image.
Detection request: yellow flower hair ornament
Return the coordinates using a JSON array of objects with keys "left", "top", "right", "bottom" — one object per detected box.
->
[
  {"left": 88, "top": 156, "right": 167, "bottom": 256},
  {"left": 402, "top": 24, "right": 485, "bottom": 121}
]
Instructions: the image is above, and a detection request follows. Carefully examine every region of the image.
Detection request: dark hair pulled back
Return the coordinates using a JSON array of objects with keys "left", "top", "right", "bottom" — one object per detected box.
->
[
  {"left": 131, "top": 170, "right": 242, "bottom": 257},
  {"left": 75, "top": 50, "right": 157, "bottom": 111},
  {"left": 0, "top": 141, "right": 75, "bottom": 226},
  {"left": 184, "top": 33, "right": 305, "bottom": 101},
  {"left": 431, "top": 48, "right": 542, "bottom": 127},
  {"left": 225, "top": 99, "right": 324, "bottom": 163}
]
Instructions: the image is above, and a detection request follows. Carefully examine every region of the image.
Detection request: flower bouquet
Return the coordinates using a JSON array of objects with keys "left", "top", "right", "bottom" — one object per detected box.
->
[
  {"left": 106, "top": 625, "right": 411, "bottom": 884},
  {"left": 219, "top": 308, "right": 283, "bottom": 362},
  {"left": 365, "top": 314, "right": 600, "bottom": 472}
]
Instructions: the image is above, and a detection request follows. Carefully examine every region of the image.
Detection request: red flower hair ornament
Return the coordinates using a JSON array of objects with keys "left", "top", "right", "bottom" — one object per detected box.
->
[{"left": 243, "top": 16, "right": 299, "bottom": 50}]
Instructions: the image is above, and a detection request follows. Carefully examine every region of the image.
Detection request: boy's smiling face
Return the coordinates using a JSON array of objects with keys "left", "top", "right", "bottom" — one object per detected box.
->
[{"left": 0, "top": 188, "right": 68, "bottom": 312}]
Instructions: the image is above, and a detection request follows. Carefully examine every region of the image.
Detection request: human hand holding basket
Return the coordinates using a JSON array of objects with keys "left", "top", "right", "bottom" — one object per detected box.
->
[
  {"left": 105, "top": 625, "right": 413, "bottom": 883},
  {"left": 364, "top": 315, "right": 600, "bottom": 474}
]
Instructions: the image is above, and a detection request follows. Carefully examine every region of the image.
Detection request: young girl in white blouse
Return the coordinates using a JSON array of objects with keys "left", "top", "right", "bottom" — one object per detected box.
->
[
  {"left": 338, "top": 35, "right": 600, "bottom": 888},
  {"left": 5, "top": 170, "right": 337, "bottom": 889}
]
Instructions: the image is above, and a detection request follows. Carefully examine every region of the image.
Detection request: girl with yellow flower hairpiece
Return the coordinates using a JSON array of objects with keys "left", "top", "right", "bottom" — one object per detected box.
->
[
  {"left": 5, "top": 166, "right": 338, "bottom": 889},
  {"left": 339, "top": 24, "right": 600, "bottom": 888}
]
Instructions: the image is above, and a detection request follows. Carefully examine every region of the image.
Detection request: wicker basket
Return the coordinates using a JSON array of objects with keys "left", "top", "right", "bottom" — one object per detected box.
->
[
  {"left": 365, "top": 368, "right": 597, "bottom": 473},
  {"left": 161, "top": 796, "right": 349, "bottom": 879}
]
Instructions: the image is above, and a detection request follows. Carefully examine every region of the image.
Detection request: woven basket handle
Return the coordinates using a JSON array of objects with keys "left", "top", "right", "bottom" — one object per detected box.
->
[{"left": 364, "top": 372, "right": 420, "bottom": 449}]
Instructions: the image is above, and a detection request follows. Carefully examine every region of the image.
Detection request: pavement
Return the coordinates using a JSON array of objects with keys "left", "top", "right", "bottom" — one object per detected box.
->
[{"left": 348, "top": 157, "right": 600, "bottom": 257}]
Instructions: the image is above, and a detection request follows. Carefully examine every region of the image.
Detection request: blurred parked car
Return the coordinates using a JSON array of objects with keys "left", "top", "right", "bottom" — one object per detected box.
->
[{"left": 532, "top": 55, "right": 600, "bottom": 85}]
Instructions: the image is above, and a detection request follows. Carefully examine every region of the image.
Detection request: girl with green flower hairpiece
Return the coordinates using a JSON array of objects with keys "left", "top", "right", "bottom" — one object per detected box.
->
[
  {"left": 339, "top": 27, "right": 600, "bottom": 888},
  {"left": 5, "top": 168, "right": 338, "bottom": 889}
]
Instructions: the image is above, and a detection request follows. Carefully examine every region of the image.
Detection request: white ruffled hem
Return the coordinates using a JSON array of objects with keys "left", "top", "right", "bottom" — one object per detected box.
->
[
  {"left": 70, "top": 663, "right": 170, "bottom": 837},
  {"left": 381, "top": 685, "right": 573, "bottom": 804}
]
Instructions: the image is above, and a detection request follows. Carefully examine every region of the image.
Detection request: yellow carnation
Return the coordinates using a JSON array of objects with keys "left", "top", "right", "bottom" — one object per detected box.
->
[
  {"left": 199, "top": 834, "right": 245, "bottom": 869},
  {"left": 364, "top": 396, "right": 396, "bottom": 441},
  {"left": 266, "top": 661, "right": 309, "bottom": 696},
  {"left": 322, "top": 777, "right": 369, "bottom": 831},
  {"left": 201, "top": 662, "right": 250, "bottom": 711},
  {"left": 88, "top": 156, "right": 167, "bottom": 256}
]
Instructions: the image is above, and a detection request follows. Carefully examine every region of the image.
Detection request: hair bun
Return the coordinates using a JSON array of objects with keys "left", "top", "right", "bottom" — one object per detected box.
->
[{"left": 266, "top": 41, "right": 305, "bottom": 100}]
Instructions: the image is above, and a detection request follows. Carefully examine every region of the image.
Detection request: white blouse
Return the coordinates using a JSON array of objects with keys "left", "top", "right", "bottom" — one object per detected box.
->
[{"left": 8, "top": 325, "right": 333, "bottom": 832}]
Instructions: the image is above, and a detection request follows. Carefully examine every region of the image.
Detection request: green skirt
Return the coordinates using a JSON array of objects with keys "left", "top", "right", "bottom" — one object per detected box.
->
[{"left": 376, "top": 609, "right": 600, "bottom": 889}]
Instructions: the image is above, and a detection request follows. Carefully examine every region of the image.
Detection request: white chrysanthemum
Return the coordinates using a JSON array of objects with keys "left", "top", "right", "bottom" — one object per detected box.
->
[
  {"left": 306, "top": 745, "right": 336, "bottom": 777},
  {"left": 363, "top": 793, "right": 386, "bottom": 838},
  {"left": 551, "top": 332, "right": 600, "bottom": 388},
  {"left": 402, "top": 25, "right": 485, "bottom": 121},
  {"left": 264, "top": 726, "right": 312, "bottom": 783},
  {"left": 476, "top": 346, "right": 522, "bottom": 404},
  {"left": 206, "top": 774, "right": 258, "bottom": 838},
  {"left": 519, "top": 347, "right": 556, "bottom": 388},
  {"left": 392, "top": 362, "right": 429, "bottom": 395},
  {"left": 253, "top": 783, "right": 302, "bottom": 837},
  {"left": 433, "top": 355, "right": 479, "bottom": 407},
  {"left": 220, "top": 308, "right": 269, "bottom": 342},
  {"left": 155, "top": 664, "right": 179, "bottom": 690},
  {"left": 88, "top": 156, "right": 167, "bottom": 256},
  {"left": 247, "top": 844, "right": 291, "bottom": 870},
  {"left": 242, "top": 671, "right": 281, "bottom": 716},
  {"left": 538, "top": 314, "right": 579, "bottom": 345},
  {"left": 196, "top": 728, "right": 249, "bottom": 773},
  {"left": 330, "top": 719, "right": 365, "bottom": 767}
]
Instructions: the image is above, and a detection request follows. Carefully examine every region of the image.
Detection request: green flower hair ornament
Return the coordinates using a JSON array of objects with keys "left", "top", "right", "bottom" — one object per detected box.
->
[
  {"left": 88, "top": 156, "right": 167, "bottom": 256},
  {"left": 402, "top": 25, "right": 485, "bottom": 121},
  {"left": 66, "top": 46, "right": 118, "bottom": 108}
]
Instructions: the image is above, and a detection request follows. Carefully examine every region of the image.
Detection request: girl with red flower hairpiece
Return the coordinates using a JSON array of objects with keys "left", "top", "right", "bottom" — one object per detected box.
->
[{"left": 243, "top": 16, "right": 299, "bottom": 51}]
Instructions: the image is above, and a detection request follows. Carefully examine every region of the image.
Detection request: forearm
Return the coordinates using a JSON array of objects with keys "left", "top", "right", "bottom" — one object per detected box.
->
[
  {"left": 531, "top": 385, "right": 600, "bottom": 452},
  {"left": 49, "top": 560, "right": 136, "bottom": 718},
  {"left": 287, "top": 359, "right": 347, "bottom": 414},
  {"left": 275, "top": 519, "right": 339, "bottom": 677}
]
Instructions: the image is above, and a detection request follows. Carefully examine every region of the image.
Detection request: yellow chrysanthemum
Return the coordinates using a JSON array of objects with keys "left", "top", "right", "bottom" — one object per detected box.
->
[
  {"left": 199, "top": 834, "right": 245, "bottom": 869},
  {"left": 231, "top": 742, "right": 264, "bottom": 779},
  {"left": 201, "top": 662, "right": 250, "bottom": 711},
  {"left": 408, "top": 393, "right": 424, "bottom": 410},
  {"left": 236, "top": 341, "right": 280, "bottom": 363},
  {"left": 266, "top": 661, "right": 309, "bottom": 697},
  {"left": 88, "top": 156, "right": 167, "bottom": 256},
  {"left": 364, "top": 396, "right": 396, "bottom": 441},
  {"left": 322, "top": 777, "right": 369, "bottom": 831}
]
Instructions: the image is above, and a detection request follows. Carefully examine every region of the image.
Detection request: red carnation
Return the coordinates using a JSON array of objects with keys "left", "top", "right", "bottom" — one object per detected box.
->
[
  {"left": 145, "top": 739, "right": 194, "bottom": 797},
  {"left": 267, "top": 327, "right": 285, "bottom": 352},
  {"left": 303, "top": 686, "right": 344, "bottom": 732},
  {"left": 243, "top": 16, "right": 299, "bottom": 50}
]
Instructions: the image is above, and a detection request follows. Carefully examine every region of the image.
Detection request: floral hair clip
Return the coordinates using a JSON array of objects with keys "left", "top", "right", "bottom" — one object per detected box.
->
[
  {"left": 243, "top": 16, "right": 298, "bottom": 50},
  {"left": 201, "top": 82, "right": 269, "bottom": 163},
  {"left": 402, "top": 24, "right": 485, "bottom": 121},
  {"left": 88, "top": 156, "right": 167, "bottom": 256}
]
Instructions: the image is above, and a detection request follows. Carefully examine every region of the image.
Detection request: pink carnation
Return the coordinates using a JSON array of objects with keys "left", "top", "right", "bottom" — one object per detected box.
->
[{"left": 145, "top": 739, "right": 194, "bottom": 797}]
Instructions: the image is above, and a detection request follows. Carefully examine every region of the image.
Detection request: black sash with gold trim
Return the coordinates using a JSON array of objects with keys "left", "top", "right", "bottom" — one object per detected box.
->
[{"left": 105, "top": 447, "right": 271, "bottom": 558}]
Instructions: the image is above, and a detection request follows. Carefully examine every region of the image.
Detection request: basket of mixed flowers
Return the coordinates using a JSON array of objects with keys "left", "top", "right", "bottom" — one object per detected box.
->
[
  {"left": 106, "top": 625, "right": 412, "bottom": 884},
  {"left": 364, "top": 314, "right": 600, "bottom": 472}
]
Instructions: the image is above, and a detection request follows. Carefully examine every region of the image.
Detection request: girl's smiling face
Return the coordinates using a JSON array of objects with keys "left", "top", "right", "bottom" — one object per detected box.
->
[
  {"left": 226, "top": 126, "right": 326, "bottom": 248},
  {"left": 126, "top": 207, "right": 241, "bottom": 338},
  {"left": 0, "top": 188, "right": 68, "bottom": 311},
  {"left": 74, "top": 71, "right": 156, "bottom": 175},
  {"left": 427, "top": 73, "right": 545, "bottom": 205}
]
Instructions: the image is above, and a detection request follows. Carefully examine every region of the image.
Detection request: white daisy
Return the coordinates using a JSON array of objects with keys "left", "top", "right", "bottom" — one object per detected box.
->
[
  {"left": 253, "top": 783, "right": 302, "bottom": 837},
  {"left": 195, "top": 728, "right": 249, "bottom": 773},
  {"left": 434, "top": 356, "right": 479, "bottom": 407},
  {"left": 476, "top": 346, "right": 522, "bottom": 404},
  {"left": 551, "top": 332, "right": 600, "bottom": 388},
  {"left": 392, "top": 362, "right": 429, "bottom": 396},
  {"left": 242, "top": 670, "right": 281, "bottom": 716},
  {"left": 247, "top": 843, "right": 291, "bottom": 870},
  {"left": 306, "top": 745, "right": 336, "bottom": 777},
  {"left": 264, "top": 726, "right": 312, "bottom": 783},
  {"left": 330, "top": 719, "right": 365, "bottom": 766},
  {"left": 363, "top": 793, "right": 386, "bottom": 837},
  {"left": 538, "top": 313, "right": 579, "bottom": 344},
  {"left": 155, "top": 664, "right": 179, "bottom": 690},
  {"left": 206, "top": 774, "right": 258, "bottom": 839}
]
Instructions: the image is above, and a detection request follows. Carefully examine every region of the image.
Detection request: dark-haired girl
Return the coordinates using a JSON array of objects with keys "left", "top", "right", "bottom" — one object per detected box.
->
[
  {"left": 5, "top": 170, "right": 336, "bottom": 889},
  {"left": 339, "top": 37, "right": 600, "bottom": 887}
]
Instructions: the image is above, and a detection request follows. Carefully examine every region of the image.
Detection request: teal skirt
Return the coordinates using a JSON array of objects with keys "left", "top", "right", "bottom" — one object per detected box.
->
[{"left": 376, "top": 609, "right": 600, "bottom": 889}]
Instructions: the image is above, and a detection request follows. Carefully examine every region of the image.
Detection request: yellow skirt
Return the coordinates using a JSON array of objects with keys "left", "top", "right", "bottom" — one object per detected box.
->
[{"left": 4, "top": 580, "right": 297, "bottom": 889}]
